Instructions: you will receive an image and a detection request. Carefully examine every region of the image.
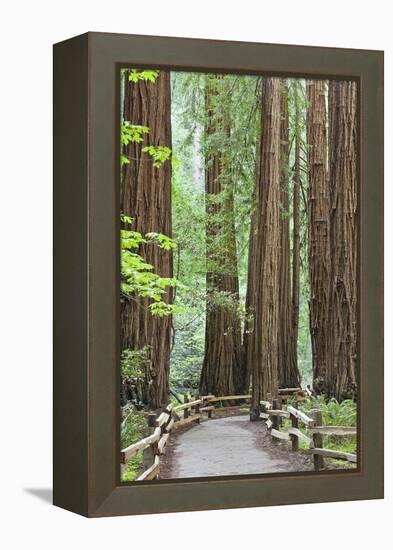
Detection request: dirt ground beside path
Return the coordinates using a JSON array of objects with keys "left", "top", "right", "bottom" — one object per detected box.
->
[{"left": 159, "top": 415, "right": 314, "bottom": 479}]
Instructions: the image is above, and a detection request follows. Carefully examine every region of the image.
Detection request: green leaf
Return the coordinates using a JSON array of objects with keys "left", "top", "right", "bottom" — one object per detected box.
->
[
  {"left": 142, "top": 145, "right": 172, "bottom": 168},
  {"left": 128, "top": 69, "right": 159, "bottom": 83},
  {"left": 120, "top": 214, "right": 179, "bottom": 319},
  {"left": 121, "top": 123, "right": 149, "bottom": 146}
]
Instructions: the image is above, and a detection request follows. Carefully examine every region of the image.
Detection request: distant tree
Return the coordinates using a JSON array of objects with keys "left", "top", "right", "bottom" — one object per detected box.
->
[
  {"left": 200, "top": 75, "right": 244, "bottom": 396},
  {"left": 242, "top": 194, "right": 257, "bottom": 391}
]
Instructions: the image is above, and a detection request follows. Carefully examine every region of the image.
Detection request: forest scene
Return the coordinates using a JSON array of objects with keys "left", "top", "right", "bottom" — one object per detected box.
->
[{"left": 119, "top": 68, "right": 358, "bottom": 482}]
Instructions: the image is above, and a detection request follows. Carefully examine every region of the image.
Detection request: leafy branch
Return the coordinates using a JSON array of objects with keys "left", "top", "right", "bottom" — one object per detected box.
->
[
  {"left": 128, "top": 69, "right": 159, "bottom": 83},
  {"left": 120, "top": 216, "right": 185, "bottom": 318},
  {"left": 142, "top": 145, "right": 172, "bottom": 168}
]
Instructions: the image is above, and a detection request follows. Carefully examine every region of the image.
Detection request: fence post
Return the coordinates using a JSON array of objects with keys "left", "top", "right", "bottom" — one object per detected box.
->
[
  {"left": 163, "top": 407, "right": 171, "bottom": 435},
  {"left": 310, "top": 408, "right": 324, "bottom": 471},
  {"left": 277, "top": 396, "right": 283, "bottom": 427},
  {"left": 271, "top": 398, "right": 279, "bottom": 441},
  {"left": 143, "top": 412, "right": 157, "bottom": 471},
  {"left": 208, "top": 398, "right": 213, "bottom": 419},
  {"left": 195, "top": 395, "right": 201, "bottom": 424},
  {"left": 290, "top": 400, "right": 299, "bottom": 452},
  {"left": 184, "top": 396, "right": 189, "bottom": 419},
  {"left": 147, "top": 412, "right": 157, "bottom": 431}
]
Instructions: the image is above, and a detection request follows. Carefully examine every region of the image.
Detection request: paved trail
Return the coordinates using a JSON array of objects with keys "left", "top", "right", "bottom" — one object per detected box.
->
[{"left": 160, "top": 415, "right": 313, "bottom": 479}]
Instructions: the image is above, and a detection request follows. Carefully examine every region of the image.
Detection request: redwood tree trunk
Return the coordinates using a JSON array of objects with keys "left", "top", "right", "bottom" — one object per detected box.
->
[
  {"left": 243, "top": 205, "right": 257, "bottom": 392},
  {"left": 327, "top": 80, "right": 358, "bottom": 400},
  {"left": 278, "top": 80, "right": 300, "bottom": 388},
  {"left": 200, "top": 78, "right": 244, "bottom": 396},
  {"left": 121, "top": 71, "right": 173, "bottom": 410},
  {"left": 291, "top": 82, "right": 301, "bottom": 377},
  {"left": 307, "top": 79, "right": 330, "bottom": 395},
  {"left": 248, "top": 77, "right": 281, "bottom": 419}
]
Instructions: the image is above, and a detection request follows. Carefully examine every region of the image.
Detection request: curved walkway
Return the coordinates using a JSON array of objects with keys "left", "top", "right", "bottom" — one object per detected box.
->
[{"left": 159, "top": 415, "right": 313, "bottom": 479}]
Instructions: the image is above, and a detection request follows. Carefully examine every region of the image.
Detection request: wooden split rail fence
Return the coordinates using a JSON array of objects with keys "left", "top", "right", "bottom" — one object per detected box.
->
[
  {"left": 120, "top": 387, "right": 356, "bottom": 479},
  {"left": 261, "top": 389, "right": 357, "bottom": 470},
  {"left": 120, "top": 394, "right": 252, "bottom": 481}
]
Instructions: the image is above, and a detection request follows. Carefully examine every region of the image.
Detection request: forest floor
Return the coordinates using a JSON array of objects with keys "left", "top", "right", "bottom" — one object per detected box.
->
[{"left": 159, "top": 414, "right": 314, "bottom": 479}]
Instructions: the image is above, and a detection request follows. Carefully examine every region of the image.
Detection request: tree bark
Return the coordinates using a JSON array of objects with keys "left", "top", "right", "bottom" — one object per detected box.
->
[
  {"left": 121, "top": 71, "right": 173, "bottom": 410},
  {"left": 307, "top": 79, "right": 330, "bottom": 395},
  {"left": 327, "top": 80, "right": 358, "bottom": 400},
  {"left": 291, "top": 81, "right": 301, "bottom": 377},
  {"left": 278, "top": 80, "right": 300, "bottom": 388},
  {"left": 243, "top": 204, "right": 257, "bottom": 392},
  {"left": 199, "top": 77, "right": 244, "bottom": 396},
  {"left": 248, "top": 77, "right": 281, "bottom": 419}
]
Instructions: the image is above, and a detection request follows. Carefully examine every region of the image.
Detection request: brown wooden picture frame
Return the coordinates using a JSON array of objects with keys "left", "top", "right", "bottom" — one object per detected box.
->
[{"left": 53, "top": 32, "right": 383, "bottom": 517}]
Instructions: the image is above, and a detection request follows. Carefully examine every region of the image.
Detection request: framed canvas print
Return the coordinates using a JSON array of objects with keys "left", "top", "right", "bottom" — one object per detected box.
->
[{"left": 53, "top": 32, "right": 383, "bottom": 517}]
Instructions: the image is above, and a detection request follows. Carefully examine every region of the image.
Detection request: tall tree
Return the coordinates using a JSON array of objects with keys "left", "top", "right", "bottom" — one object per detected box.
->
[
  {"left": 307, "top": 79, "right": 330, "bottom": 394},
  {"left": 242, "top": 202, "right": 257, "bottom": 391},
  {"left": 278, "top": 80, "right": 300, "bottom": 388},
  {"left": 121, "top": 71, "right": 173, "bottom": 409},
  {"left": 327, "top": 80, "right": 358, "bottom": 400},
  {"left": 248, "top": 77, "right": 281, "bottom": 419},
  {"left": 242, "top": 79, "right": 262, "bottom": 392},
  {"left": 200, "top": 76, "right": 244, "bottom": 396},
  {"left": 291, "top": 81, "right": 301, "bottom": 381}
]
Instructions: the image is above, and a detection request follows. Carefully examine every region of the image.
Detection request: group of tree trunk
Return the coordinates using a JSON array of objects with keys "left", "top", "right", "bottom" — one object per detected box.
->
[{"left": 120, "top": 71, "right": 357, "bottom": 412}]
